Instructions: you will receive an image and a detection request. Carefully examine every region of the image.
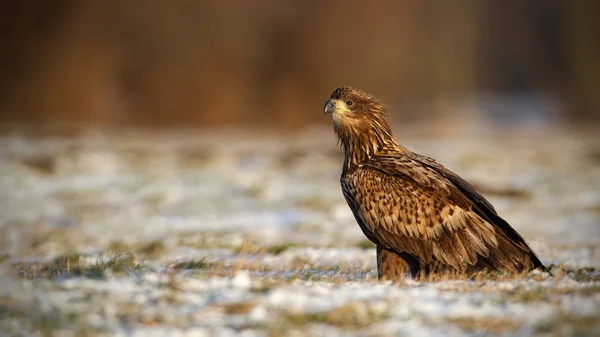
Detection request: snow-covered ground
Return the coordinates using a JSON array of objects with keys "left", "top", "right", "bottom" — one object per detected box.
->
[{"left": 0, "top": 126, "right": 599, "bottom": 336}]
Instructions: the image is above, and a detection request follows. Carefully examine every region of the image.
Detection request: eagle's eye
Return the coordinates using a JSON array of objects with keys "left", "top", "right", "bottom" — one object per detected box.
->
[{"left": 346, "top": 100, "right": 354, "bottom": 106}]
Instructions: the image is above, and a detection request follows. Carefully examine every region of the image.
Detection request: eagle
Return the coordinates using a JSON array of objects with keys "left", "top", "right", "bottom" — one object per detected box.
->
[{"left": 324, "top": 86, "right": 549, "bottom": 280}]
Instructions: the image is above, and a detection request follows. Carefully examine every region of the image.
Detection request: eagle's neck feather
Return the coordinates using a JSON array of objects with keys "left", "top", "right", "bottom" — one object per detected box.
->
[{"left": 335, "top": 116, "right": 406, "bottom": 173}]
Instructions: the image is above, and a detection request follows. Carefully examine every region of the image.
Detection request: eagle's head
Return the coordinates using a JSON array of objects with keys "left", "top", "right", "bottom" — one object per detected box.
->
[
  {"left": 324, "top": 87, "right": 398, "bottom": 167},
  {"left": 323, "top": 87, "right": 386, "bottom": 125}
]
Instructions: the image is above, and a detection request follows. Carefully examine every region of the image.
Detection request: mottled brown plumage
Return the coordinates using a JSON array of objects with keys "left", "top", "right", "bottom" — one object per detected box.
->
[{"left": 324, "top": 86, "right": 548, "bottom": 280}]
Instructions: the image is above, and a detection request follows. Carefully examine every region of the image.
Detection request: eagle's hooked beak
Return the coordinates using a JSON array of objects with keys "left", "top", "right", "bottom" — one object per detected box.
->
[{"left": 324, "top": 99, "right": 336, "bottom": 115}]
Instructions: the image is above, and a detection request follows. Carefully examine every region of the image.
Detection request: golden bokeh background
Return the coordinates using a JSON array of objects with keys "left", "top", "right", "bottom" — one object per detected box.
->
[{"left": 1, "top": 1, "right": 599, "bottom": 130}]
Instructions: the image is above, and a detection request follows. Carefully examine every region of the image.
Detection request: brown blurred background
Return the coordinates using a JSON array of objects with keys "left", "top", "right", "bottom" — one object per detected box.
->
[{"left": 0, "top": 0, "right": 599, "bottom": 131}]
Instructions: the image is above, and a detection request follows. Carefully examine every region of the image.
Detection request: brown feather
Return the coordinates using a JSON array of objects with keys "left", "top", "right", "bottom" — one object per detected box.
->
[{"left": 326, "top": 86, "right": 549, "bottom": 280}]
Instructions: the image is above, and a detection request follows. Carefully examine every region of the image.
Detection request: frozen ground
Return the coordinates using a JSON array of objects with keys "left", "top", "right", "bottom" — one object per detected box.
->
[{"left": 0, "top": 126, "right": 599, "bottom": 336}]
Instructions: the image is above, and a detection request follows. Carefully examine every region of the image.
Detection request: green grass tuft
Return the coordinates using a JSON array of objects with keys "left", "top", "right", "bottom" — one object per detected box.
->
[{"left": 266, "top": 243, "right": 295, "bottom": 255}]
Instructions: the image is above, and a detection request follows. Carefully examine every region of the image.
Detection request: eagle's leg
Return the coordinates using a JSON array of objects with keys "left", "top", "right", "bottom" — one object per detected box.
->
[{"left": 376, "top": 246, "right": 416, "bottom": 281}]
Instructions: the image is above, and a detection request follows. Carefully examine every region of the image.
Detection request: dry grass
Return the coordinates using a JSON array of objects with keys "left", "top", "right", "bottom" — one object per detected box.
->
[
  {"left": 449, "top": 317, "right": 522, "bottom": 334},
  {"left": 534, "top": 313, "right": 600, "bottom": 336},
  {"left": 133, "top": 240, "right": 167, "bottom": 259},
  {"left": 171, "top": 238, "right": 375, "bottom": 283},
  {"left": 0, "top": 301, "right": 96, "bottom": 336},
  {"left": 235, "top": 238, "right": 265, "bottom": 255},
  {"left": 6, "top": 219, "right": 597, "bottom": 335},
  {"left": 176, "top": 231, "right": 249, "bottom": 250},
  {"left": 220, "top": 301, "right": 258, "bottom": 315},
  {"left": 15, "top": 244, "right": 143, "bottom": 280},
  {"left": 14, "top": 234, "right": 592, "bottom": 293},
  {"left": 172, "top": 258, "right": 216, "bottom": 271},
  {"left": 175, "top": 254, "right": 374, "bottom": 284},
  {"left": 6, "top": 246, "right": 599, "bottom": 336},
  {"left": 270, "top": 302, "right": 389, "bottom": 334},
  {"left": 406, "top": 266, "right": 535, "bottom": 284}
]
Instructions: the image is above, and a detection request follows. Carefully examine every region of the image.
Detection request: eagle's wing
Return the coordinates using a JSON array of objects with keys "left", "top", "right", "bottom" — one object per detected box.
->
[
  {"left": 344, "top": 154, "right": 544, "bottom": 273},
  {"left": 411, "top": 153, "right": 546, "bottom": 272}
]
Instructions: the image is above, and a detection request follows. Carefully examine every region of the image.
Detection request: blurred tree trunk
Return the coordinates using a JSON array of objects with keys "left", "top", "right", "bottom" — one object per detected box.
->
[
  {"left": 562, "top": 1, "right": 600, "bottom": 121},
  {"left": 426, "top": 0, "right": 481, "bottom": 135}
]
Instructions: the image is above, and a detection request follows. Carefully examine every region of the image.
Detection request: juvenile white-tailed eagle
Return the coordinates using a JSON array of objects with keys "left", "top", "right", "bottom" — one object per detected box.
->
[{"left": 324, "top": 86, "right": 548, "bottom": 280}]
